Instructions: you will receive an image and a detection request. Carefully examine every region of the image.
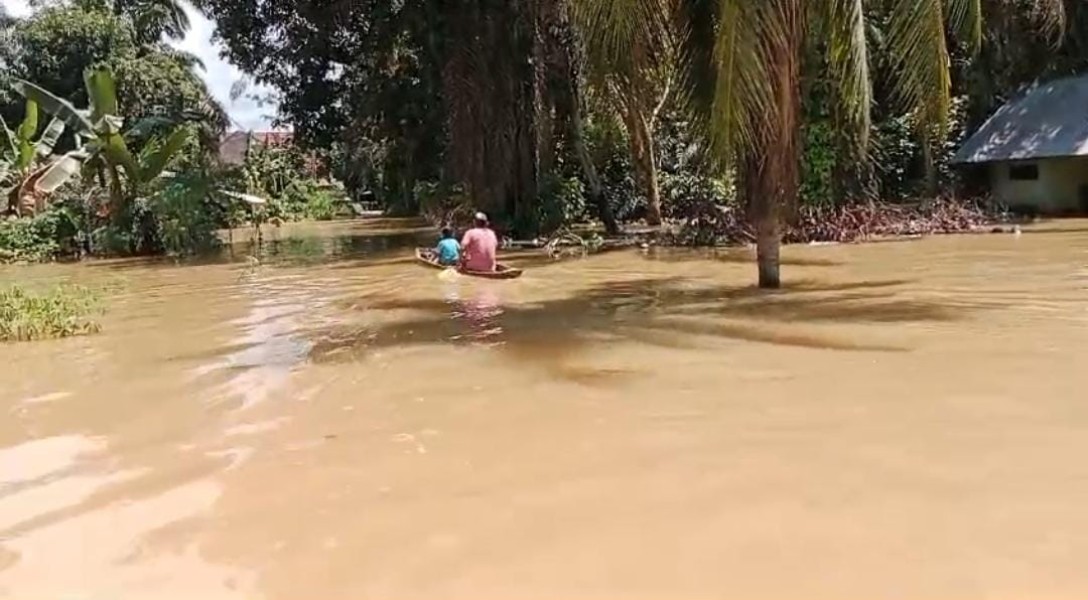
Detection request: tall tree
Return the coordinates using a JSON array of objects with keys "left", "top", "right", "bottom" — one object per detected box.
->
[
  {"left": 3, "top": 5, "right": 224, "bottom": 146},
  {"left": 582, "top": 0, "right": 1063, "bottom": 288},
  {"left": 74, "top": 0, "right": 191, "bottom": 42},
  {"left": 199, "top": 0, "right": 611, "bottom": 234}
]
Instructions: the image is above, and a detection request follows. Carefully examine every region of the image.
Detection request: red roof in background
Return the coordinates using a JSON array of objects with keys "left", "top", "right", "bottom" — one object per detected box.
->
[
  {"left": 218, "top": 131, "right": 295, "bottom": 165},
  {"left": 218, "top": 131, "right": 325, "bottom": 177}
]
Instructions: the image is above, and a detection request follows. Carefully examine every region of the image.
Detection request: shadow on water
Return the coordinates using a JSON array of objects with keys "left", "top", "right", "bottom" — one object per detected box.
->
[
  {"left": 307, "top": 276, "right": 988, "bottom": 384},
  {"left": 643, "top": 247, "right": 846, "bottom": 267}
]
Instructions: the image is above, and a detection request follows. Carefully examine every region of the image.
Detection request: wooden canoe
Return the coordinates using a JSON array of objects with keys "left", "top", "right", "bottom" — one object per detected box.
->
[{"left": 414, "top": 248, "right": 524, "bottom": 280}]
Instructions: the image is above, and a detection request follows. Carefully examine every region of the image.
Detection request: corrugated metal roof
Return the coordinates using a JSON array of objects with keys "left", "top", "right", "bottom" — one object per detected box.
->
[{"left": 953, "top": 74, "right": 1088, "bottom": 164}]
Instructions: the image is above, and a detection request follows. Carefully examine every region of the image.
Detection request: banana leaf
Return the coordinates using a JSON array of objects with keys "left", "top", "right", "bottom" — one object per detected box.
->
[
  {"left": 140, "top": 128, "right": 190, "bottom": 182},
  {"left": 16, "top": 100, "right": 38, "bottom": 145},
  {"left": 0, "top": 113, "right": 18, "bottom": 163},
  {"left": 85, "top": 69, "right": 119, "bottom": 124},
  {"left": 34, "top": 152, "right": 85, "bottom": 194},
  {"left": 36, "top": 119, "right": 66, "bottom": 158},
  {"left": 13, "top": 80, "right": 95, "bottom": 134},
  {"left": 101, "top": 131, "right": 141, "bottom": 183}
]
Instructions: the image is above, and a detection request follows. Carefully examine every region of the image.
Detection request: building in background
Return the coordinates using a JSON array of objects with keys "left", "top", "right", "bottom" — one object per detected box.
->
[
  {"left": 218, "top": 131, "right": 295, "bottom": 165},
  {"left": 954, "top": 74, "right": 1088, "bottom": 215}
]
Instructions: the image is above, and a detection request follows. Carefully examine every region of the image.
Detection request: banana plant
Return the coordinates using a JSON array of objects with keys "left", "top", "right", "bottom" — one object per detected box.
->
[
  {"left": 1, "top": 98, "right": 82, "bottom": 216},
  {"left": 14, "top": 68, "right": 192, "bottom": 219}
]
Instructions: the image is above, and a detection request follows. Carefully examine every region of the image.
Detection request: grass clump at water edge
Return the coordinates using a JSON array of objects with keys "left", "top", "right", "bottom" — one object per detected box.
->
[{"left": 0, "top": 284, "right": 103, "bottom": 342}]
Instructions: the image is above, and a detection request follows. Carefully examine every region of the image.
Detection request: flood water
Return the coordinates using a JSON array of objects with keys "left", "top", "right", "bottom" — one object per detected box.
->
[{"left": 2, "top": 219, "right": 1087, "bottom": 599}]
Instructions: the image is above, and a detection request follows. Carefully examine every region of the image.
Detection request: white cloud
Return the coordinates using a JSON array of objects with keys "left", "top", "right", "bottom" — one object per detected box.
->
[
  {"left": 171, "top": 2, "right": 281, "bottom": 131},
  {"left": 2, "top": 0, "right": 30, "bottom": 17},
  {"left": 2, "top": 0, "right": 282, "bottom": 131}
]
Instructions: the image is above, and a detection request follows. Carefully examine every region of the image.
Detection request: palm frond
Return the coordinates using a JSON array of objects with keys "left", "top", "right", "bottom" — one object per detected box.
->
[
  {"left": 675, "top": 0, "right": 722, "bottom": 123},
  {"left": 947, "top": 0, "right": 983, "bottom": 53},
  {"left": 707, "top": 0, "right": 774, "bottom": 160},
  {"left": 1028, "top": 0, "right": 1065, "bottom": 40},
  {"left": 572, "top": 0, "right": 671, "bottom": 71},
  {"left": 886, "top": 0, "right": 951, "bottom": 138},
  {"left": 826, "top": 0, "right": 873, "bottom": 148}
]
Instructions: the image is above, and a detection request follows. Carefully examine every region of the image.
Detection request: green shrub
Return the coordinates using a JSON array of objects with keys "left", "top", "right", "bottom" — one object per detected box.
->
[
  {"left": 660, "top": 172, "right": 734, "bottom": 220},
  {"left": 0, "top": 209, "right": 81, "bottom": 263},
  {"left": 0, "top": 284, "right": 102, "bottom": 342},
  {"left": 303, "top": 187, "right": 339, "bottom": 221},
  {"left": 262, "top": 179, "right": 345, "bottom": 222},
  {"left": 150, "top": 179, "right": 221, "bottom": 255},
  {"left": 535, "top": 174, "right": 587, "bottom": 234}
]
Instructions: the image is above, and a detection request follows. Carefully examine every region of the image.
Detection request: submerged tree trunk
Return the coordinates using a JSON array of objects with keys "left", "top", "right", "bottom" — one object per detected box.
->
[{"left": 747, "top": 0, "right": 804, "bottom": 289}]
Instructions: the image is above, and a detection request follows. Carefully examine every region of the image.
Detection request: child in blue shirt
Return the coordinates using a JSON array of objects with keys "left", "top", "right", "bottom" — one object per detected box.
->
[{"left": 435, "top": 227, "right": 461, "bottom": 266}]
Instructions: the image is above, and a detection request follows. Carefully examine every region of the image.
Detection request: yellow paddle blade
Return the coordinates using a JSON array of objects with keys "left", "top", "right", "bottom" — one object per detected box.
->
[{"left": 437, "top": 268, "right": 460, "bottom": 281}]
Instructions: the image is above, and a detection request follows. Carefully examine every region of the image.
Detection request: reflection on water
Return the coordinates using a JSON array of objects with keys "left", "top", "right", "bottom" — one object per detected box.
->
[{"left": 2, "top": 219, "right": 1088, "bottom": 599}]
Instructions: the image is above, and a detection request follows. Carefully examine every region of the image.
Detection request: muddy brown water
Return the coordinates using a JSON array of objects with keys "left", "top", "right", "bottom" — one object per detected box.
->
[{"left": 2, "top": 219, "right": 1087, "bottom": 599}]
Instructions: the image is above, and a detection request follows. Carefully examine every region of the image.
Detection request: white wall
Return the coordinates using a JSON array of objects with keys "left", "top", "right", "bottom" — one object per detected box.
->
[{"left": 989, "top": 157, "right": 1088, "bottom": 214}]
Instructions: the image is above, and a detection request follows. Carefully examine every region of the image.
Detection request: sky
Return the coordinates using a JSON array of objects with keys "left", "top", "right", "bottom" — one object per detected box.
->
[{"left": 2, "top": 0, "right": 278, "bottom": 131}]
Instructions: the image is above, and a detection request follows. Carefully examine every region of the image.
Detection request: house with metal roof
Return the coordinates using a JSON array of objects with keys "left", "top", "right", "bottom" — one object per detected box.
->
[{"left": 953, "top": 74, "right": 1088, "bottom": 215}]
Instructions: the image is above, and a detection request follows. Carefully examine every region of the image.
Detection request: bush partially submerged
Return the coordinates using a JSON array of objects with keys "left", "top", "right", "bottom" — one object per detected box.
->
[
  {"left": 665, "top": 198, "right": 996, "bottom": 247},
  {"left": 0, "top": 210, "right": 81, "bottom": 263},
  {"left": 0, "top": 284, "right": 102, "bottom": 342}
]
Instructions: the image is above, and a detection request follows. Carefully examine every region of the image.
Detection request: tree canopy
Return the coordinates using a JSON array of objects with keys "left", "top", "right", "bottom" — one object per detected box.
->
[{"left": 1, "top": 4, "right": 223, "bottom": 143}]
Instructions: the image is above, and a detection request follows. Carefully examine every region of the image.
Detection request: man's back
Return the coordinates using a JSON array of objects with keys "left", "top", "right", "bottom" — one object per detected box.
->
[{"left": 461, "top": 227, "right": 497, "bottom": 271}]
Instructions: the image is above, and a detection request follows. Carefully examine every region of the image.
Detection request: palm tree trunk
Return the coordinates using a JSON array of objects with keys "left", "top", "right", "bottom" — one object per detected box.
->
[
  {"left": 624, "top": 108, "right": 663, "bottom": 225},
  {"left": 748, "top": 0, "right": 803, "bottom": 289},
  {"left": 755, "top": 214, "right": 782, "bottom": 288},
  {"left": 921, "top": 136, "right": 938, "bottom": 197}
]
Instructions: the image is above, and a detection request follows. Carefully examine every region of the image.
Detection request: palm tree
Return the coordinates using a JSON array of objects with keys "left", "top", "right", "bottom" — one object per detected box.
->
[
  {"left": 572, "top": 0, "right": 676, "bottom": 226},
  {"left": 575, "top": 0, "right": 1064, "bottom": 288}
]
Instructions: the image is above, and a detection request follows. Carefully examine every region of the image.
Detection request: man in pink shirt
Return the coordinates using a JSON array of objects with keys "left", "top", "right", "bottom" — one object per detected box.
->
[{"left": 460, "top": 212, "right": 498, "bottom": 271}]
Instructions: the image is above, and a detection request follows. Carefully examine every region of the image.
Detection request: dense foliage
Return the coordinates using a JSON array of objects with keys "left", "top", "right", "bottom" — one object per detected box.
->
[
  {"left": 1, "top": 3, "right": 343, "bottom": 263},
  {"left": 4, "top": 0, "right": 1088, "bottom": 287}
]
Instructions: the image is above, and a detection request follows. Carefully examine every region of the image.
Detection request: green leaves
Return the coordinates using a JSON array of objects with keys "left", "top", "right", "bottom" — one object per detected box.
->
[
  {"left": 140, "top": 127, "right": 190, "bottom": 182},
  {"left": 16, "top": 100, "right": 39, "bottom": 146},
  {"left": 12, "top": 65, "right": 191, "bottom": 218},
  {"left": 85, "top": 68, "right": 119, "bottom": 124},
  {"left": 827, "top": 0, "right": 873, "bottom": 149},
  {"left": 0, "top": 100, "right": 68, "bottom": 175},
  {"left": 947, "top": 0, "right": 983, "bottom": 53},
  {"left": 887, "top": 0, "right": 952, "bottom": 139},
  {"left": 708, "top": 0, "right": 772, "bottom": 160}
]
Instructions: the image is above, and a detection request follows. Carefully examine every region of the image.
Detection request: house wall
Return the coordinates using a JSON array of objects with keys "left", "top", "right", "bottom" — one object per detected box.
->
[{"left": 989, "top": 157, "right": 1088, "bottom": 214}]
